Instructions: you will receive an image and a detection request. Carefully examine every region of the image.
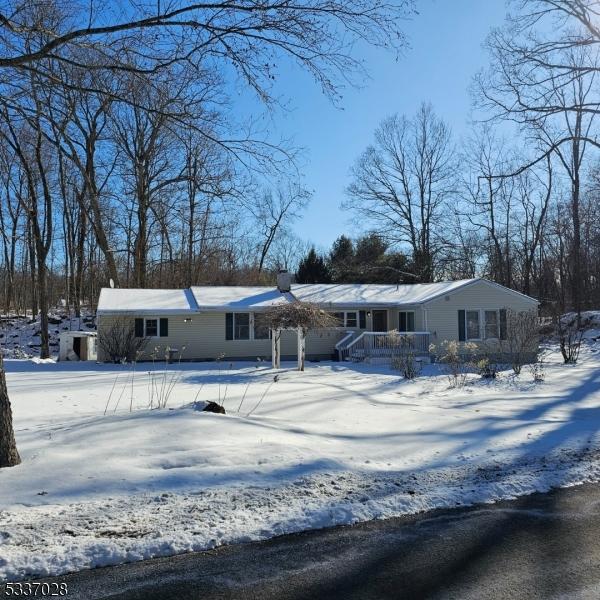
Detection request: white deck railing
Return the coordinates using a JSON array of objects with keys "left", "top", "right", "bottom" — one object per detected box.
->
[
  {"left": 335, "top": 331, "right": 357, "bottom": 350},
  {"left": 338, "top": 331, "right": 431, "bottom": 362}
]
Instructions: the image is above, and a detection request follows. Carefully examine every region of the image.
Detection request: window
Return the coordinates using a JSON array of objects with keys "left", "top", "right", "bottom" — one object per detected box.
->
[
  {"left": 399, "top": 311, "right": 415, "bottom": 332},
  {"left": 226, "top": 313, "right": 250, "bottom": 340},
  {"left": 134, "top": 317, "right": 168, "bottom": 338},
  {"left": 330, "top": 311, "right": 360, "bottom": 328},
  {"left": 466, "top": 310, "right": 480, "bottom": 340},
  {"left": 346, "top": 311, "right": 358, "bottom": 327},
  {"left": 484, "top": 310, "right": 499, "bottom": 339},
  {"left": 145, "top": 319, "right": 158, "bottom": 337},
  {"left": 234, "top": 313, "right": 250, "bottom": 340}
]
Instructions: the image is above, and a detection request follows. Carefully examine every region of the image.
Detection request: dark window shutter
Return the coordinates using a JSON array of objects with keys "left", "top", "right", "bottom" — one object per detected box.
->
[
  {"left": 134, "top": 318, "right": 144, "bottom": 338},
  {"left": 359, "top": 310, "right": 366, "bottom": 329},
  {"left": 499, "top": 309, "right": 507, "bottom": 340},
  {"left": 458, "top": 310, "right": 466, "bottom": 341},
  {"left": 225, "top": 313, "right": 233, "bottom": 340},
  {"left": 159, "top": 318, "right": 168, "bottom": 337}
]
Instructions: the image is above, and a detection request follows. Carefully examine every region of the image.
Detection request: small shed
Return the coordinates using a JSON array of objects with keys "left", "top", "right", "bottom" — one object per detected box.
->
[{"left": 59, "top": 331, "right": 98, "bottom": 361}]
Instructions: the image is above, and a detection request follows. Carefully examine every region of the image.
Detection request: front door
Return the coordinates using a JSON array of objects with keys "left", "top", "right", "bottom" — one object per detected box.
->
[{"left": 372, "top": 310, "right": 388, "bottom": 332}]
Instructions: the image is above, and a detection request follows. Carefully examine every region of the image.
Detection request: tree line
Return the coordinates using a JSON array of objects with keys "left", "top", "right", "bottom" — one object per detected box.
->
[{"left": 295, "top": 3, "right": 600, "bottom": 319}]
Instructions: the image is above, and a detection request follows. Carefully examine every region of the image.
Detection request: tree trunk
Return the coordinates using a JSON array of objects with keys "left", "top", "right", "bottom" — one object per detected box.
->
[
  {"left": 37, "top": 259, "right": 50, "bottom": 359},
  {"left": 0, "top": 354, "right": 20, "bottom": 468}
]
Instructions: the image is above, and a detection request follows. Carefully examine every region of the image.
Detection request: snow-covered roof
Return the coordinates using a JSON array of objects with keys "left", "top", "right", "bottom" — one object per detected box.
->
[
  {"left": 97, "top": 288, "right": 198, "bottom": 314},
  {"left": 96, "top": 278, "right": 536, "bottom": 314},
  {"left": 290, "top": 279, "right": 478, "bottom": 307},
  {"left": 190, "top": 286, "right": 293, "bottom": 311},
  {"left": 59, "top": 331, "right": 97, "bottom": 338}
]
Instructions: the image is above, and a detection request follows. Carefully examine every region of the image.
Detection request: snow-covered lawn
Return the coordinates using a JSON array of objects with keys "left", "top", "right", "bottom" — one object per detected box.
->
[{"left": 3, "top": 345, "right": 600, "bottom": 580}]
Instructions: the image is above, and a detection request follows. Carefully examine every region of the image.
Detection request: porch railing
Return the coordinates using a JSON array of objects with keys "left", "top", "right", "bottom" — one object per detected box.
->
[{"left": 338, "top": 331, "right": 431, "bottom": 362}]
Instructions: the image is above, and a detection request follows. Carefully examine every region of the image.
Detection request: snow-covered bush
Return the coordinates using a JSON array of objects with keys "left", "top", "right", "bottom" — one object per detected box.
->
[
  {"left": 528, "top": 361, "right": 545, "bottom": 383},
  {"left": 98, "top": 317, "right": 148, "bottom": 363},
  {"left": 430, "top": 340, "right": 476, "bottom": 388},
  {"left": 528, "top": 347, "right": 551, "bottom": 382}
]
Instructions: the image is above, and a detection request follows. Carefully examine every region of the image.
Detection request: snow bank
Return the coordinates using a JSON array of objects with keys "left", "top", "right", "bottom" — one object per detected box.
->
[{"left": 2, "top": 345, "right": 600, "bottom": 580}]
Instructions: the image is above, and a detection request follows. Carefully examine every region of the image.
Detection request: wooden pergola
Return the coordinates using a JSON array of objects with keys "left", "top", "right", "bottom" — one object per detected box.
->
[{"left": 260, "top": 302, "right": 338, "bottom": 371}]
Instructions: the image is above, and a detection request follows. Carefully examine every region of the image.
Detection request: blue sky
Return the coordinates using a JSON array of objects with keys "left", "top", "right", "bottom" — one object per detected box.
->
[{"left": 265, "top": 0, "right": 509, "bottom": 250}]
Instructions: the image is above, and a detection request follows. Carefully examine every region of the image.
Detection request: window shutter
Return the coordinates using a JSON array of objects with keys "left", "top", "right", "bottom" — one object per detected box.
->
[
  {"left": 458, "top": 310, "right": 466, "bottom": 341},
  {"left": 134, "top": 318, "right": 144, "bottom": 338},
  {"left": 499, "top": 309, "right": 507, "bottom": 341},
  {"left": 225, "top": 313, "right": 233, "bottom": 340},
  {"left": 359, "top": 310, "right": 366, "bottom": 329},
  {"left": 159, "top": 318, "right": 168, "bottom": 337}
]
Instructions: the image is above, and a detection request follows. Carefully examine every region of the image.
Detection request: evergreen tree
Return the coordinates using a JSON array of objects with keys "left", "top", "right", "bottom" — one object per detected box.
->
[
  {"left": 296, "top": 248, "right": 332, "bottom": 283},
  {"left": 329, "top": 235, "right": 355, "bottom": 282}
]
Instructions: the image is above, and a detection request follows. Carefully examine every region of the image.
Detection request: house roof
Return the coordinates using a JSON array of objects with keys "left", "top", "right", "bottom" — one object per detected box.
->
[
  {"left": 96, "top": 278, "right": 537, "bottom": 314},
  {"left": 290, "top": 280, "right": 477, "bottom": 307},
  {"left": 97, "top": 288, "right": 198, "bottom": 314},
  {"left": 190, "top": 286, "right": 293, "bottom": 311}
]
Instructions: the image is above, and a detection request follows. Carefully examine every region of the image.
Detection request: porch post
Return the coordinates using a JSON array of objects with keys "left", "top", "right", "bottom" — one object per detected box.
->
[
  {"left": 297, "top": 327, "right": 306, "bottom": 371},
  {"left": 271, "top": 328, "right": 281, "bottom": 369}
]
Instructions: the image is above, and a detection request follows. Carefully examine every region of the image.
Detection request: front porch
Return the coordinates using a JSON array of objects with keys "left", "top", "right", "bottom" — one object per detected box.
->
[{"left": 336, "top": 330, "right": 431, "bottom": 363}]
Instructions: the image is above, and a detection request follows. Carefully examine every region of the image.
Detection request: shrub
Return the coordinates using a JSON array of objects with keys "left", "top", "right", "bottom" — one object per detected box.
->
[
  {"left": 98, "top": 317, "right": 148, "bottom": 363},
  {"left": 475, "top": 356, "right": 498, "bottom": 379},
  {"left": 391, "top": 347, "right": 422, "bottom": 380},
  {"left": 430, "top": 340, "right": 477, "bottom": 388},
  {"left": 386, "top": 332, "right": 422, "bottom": 379},
  {"left": 556, "top": 314, "right": 584, "bottom": 364},
  {"left": 528, "top": 361, "right": 545, "bottom": 383},
  {"left": 501, "top": 309, "right": 539, "bottom": 375}
]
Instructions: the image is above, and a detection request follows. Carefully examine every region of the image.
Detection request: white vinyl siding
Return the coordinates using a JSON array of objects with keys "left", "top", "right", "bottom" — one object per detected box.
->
[{"left": 424, "top": 280, "right": 538, "bottom": 350}]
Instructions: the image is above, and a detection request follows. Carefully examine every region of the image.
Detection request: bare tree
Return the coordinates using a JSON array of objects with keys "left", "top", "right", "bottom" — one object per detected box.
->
[
  {"left": 250, "top": 184, "right": 310, "bottom": 275},
  {"left": 0, "top": 1, "right": 413, "bottom": 104},
  {"left": 461, "top": 126, "right": 517, "bottom": 288},
  {"left": 345, "top": 104, "right": 456, "bottom": 282},
  {"left": 477, "top": 12, "right": 600, "bottom": 316}
]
